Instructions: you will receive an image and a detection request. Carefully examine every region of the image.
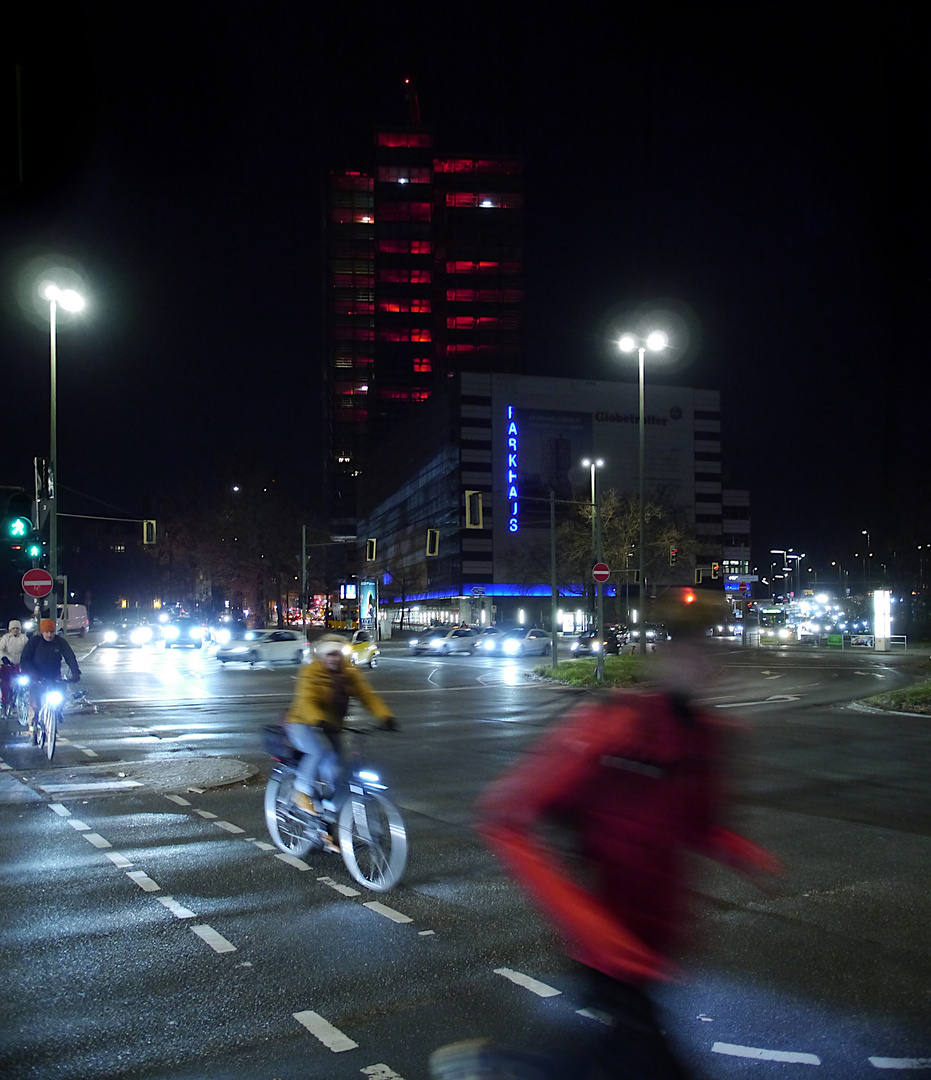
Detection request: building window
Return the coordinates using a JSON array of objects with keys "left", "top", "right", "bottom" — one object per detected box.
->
[{"left": 377, "top": 131, "right": 432, "bottom": 148}]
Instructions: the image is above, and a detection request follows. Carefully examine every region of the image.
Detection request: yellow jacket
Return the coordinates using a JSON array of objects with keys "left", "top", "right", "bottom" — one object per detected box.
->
[{"left": 286, "top": 656, "right": 393, "bottom": 729}]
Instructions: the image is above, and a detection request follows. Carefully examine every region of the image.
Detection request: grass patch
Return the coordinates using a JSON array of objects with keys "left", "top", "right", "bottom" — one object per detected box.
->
[
  {"left": 533, "top": 653, "right": 646, "bottom": 689},
  {"left": 863, "top": 662, "right": 931, "bottom": 715}
]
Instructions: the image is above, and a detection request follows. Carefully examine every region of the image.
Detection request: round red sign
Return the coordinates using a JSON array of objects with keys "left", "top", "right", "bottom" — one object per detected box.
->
[
  {"left": 592, "top": 562, "right": 610, "bottom": 583},
  {"left": 22, "top": 568, "right": 54, "bottom": 598}
]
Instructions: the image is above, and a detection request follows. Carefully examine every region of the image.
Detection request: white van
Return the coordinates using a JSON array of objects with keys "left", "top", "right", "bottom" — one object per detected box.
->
[{"left": 58, "top": 604, "right": 89, "bottom": 637}]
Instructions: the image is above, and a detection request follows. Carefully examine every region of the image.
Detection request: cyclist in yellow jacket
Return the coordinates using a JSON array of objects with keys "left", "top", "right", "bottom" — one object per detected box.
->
[{"left": 285, "top": 633, "right": 397, "bottom": 814}]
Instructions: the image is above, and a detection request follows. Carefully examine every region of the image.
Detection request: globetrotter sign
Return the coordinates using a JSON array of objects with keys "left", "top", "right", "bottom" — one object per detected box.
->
[{"left": 506, "top": 404, "right": 519, "bottom": 532}]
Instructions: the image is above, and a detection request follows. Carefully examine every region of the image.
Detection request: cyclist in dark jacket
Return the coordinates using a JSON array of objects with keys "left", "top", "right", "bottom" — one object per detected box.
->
[{"left": 20, "top": 618, "right": 81, "bottom": 725}]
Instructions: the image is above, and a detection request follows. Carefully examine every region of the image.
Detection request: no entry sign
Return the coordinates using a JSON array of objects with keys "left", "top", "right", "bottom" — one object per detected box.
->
[
  {"left": 592, "top": 562, "right": 610, "bottom": 583},
  {"left": 22, "top": 568, "right": 54, "bottom": 598}
]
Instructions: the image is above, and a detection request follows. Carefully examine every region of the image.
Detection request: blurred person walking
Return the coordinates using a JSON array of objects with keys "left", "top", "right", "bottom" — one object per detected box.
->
[{"left": 432, "top": 589, "right": 780, "bottom": 1080}]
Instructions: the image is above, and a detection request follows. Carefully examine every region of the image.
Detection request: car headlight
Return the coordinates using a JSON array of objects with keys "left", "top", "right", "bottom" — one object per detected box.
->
[
  {"left": 130, "top": 627, "right": 152, "bottom": 645},
  {"left": 104, "top": 630, "right": 117, "bottom": 643},
  {"left": 216, "top": 629, "right": 231, "bottom": 644},
  {"left": 484, "top": 640, "right": 495, "bottom": 651},
  {"left": 778, "top": 628, "right": 790, "bottom": 639},
  {"left": 409, "top": 638, "right": 419, "bottom": 647},
  {"left": 430, "top": 637, "right": 444, "bottom": 648},
  {"left": 570, "top": 642, "right": 579, "bottom": 652},
  {"left": 503, "top": 640, "right": 520, "bottom": 655},
  {"left": 163, "top": 625, "right": 179, "bottom": 640},
  {"left": 592, "top": 642, "right": 601, "bottom": 652}
]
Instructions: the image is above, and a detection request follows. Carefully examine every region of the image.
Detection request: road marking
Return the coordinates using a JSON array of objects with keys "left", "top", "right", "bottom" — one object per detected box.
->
[
  {"left": 156, "top": 895, "right": 197, "bottom": 919},
  {"left": 318, "top": 875, "right": 361, "bottom": 897},
  {"left": 293, "top": 1010, "right": 358, "bottom": 1052},
  {"left": 493, "top": 967, "right": 562, "bottom": 997},
  {"left": 40, "top": 780, "right": 143, "bottom": 793},
  {"left": 361, "top": 1065, "right": 408, "bottom": 1078},
  {"left": 192, "top": 924, "right": 237, "bottom": 953},
  {"left": 126, "top": 870, "right": 161, "bottom": 892},
  {"left": 712, "top": 1042, "right": 820, "bottom": 1065},
  {"left": 869, "top": 1059, "right": 931, "bottom": 1070},
  {"left": 716, "top": 695, "right": 801, "bottom": 709},
  {"left": 194, "top": 809, "right": 218, "bottom": 819},
  {"left": 418, "top": 930, "right": 436, "bottom": 936},
  {"left": 188, "top": 786, "right": 205, "bottom": 793},
  {"left": 274, "top": 852, "right": 311, "bottom": 870},
  {"left": 250, "top": 840, "right": 276, "bottom": 851},
  {"left": 214, "top": 820, "right": 245, "bottom": 834},
  {"left": 67, "top": 818, "right": 91, "bottom": 831},
  {"left": 0, "top": 761, "right": 11, "bottom": 770},
  {"left": 363, "top": 901, "right": 412, "bottom": 923},
  {"left": 83, "top": 833, "right": 112, "bottom": 848},
  {"left": 48, "top": 803, "right": 71, "bottom": 817},
  {"left": 577, "top": 1007, "right": 614, "bottom": 1025},
  {"left": 106, "top": 851, "right": 133, "bottom": 868},
  {"left": 164, "top": 794, "right": 190, "bottom": 806},
  {"left": 80, "top": 747, "right": 98, "bottom": 758}
]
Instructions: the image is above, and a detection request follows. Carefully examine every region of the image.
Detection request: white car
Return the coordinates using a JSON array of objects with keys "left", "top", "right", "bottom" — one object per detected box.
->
[
  {"left": 409, "top": 627, "right": 477, "bottom": 655},
  {"left": 216, "top": 629, "right": 309, "bottom": 666}
]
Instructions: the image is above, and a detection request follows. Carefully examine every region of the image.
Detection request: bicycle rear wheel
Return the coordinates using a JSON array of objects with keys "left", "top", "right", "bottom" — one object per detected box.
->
[
  {"left": 337, "top": 789, "right": 407, "bottom": 892},
  {"left": 264, "top": 774, "right": 314, "bottom": 857}
]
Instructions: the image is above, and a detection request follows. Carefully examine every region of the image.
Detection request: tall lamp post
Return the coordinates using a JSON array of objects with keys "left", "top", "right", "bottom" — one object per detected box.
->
[
  {"left": 582, "top": 457, "right": 604, "bottom": 680},
  {"left": 861, "top": 529, "right": 871, "bottom": 590},
  {"left": 619, "top": 331, "right": 667, "bottom": 653},
  {"left": 42, "top": 283, "right": 84, "bottom": 623}
]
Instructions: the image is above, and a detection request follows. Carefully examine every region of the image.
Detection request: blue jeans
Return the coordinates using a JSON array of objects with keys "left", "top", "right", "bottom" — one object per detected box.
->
[{"left": 286, "top": 723, "right": 340, "bottom": 797}]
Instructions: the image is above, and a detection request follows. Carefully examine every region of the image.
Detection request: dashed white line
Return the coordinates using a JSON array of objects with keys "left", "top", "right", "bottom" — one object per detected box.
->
[
  {"left": 712, "top": 1042, "right": 821, "bottom": 1065},
  {"left": 869, "top": 1059, "right": 931, "bottom": 1071},
  {"left": 67, "top": 818, "right": 91, "bottom": 831},
  {"left": 274, "top": 852, "right": 311, "bottom": 871},
  {"left": 214, "top": 820, "right": 245, "bottom": 834},
  {"left": 363, "top": 901, "right": 412, "bottom": 924},
  {"left": 194, "top": 809, "right": 218, "bottom": 820},
  {"left": 39, "top": 780, "right": 143, "bottom": 793},
  {"left": 293, "top": 1009, "right": 358, "bottom": 1052},
  {"left": 191, "top": 924, "right": 237, "bottom": 953},
  {"left": 156, "top": 895, "right": 197, "bottom": 919},
  {"left": 250, "top": 840, "right": 276, "bottom": 851},
  {"left": 105, "top": 851, "right": 133, "bottom": 868},
  {"left": 317, "top": 875, "right": 361, "bottom": 897},
  {"left": 493, "top": 968, "right": 562, "bottom": 998},
  {"left": 82, "top": 833, "right": 112, "bottom": 849},
  {"left": 577, "top": 1007, "right": 614, "bottom": 1025},
  {"left": 164, "top": 794, "right": 191, "bottom": 806},
  {"left": 126, "top": 870, "right": 160, "bottom": 892},
  {"left": 361, "top": 1065, "right": 408, "bottom": 1078},
  {"left": 48, "top": 803, "right": 71, "bottom": 817}
]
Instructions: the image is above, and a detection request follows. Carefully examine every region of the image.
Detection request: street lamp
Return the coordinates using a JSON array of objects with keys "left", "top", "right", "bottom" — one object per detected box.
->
[
  {"left": 861, "top": 529, "right": 871, "bottom": 589},
  {"left": 41, "top": 282, "right": 84, "bottom": 623},
  {"left": 582, "top": 457, "right": 605, "bottom": 681},
  {"left": 619, "top": 331, "right": 667, "bottom": 653}
]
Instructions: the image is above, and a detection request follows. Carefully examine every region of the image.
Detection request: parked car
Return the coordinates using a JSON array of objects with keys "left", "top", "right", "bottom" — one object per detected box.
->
[
  {"left": 162, "top": 616, "right": 210, "bottom": 649},
  {"left": 101, "top": 617, "right": 156, "bottom": 648},
  {"left": 57, "top": 604, "right": 89, "bottom": 637},
  {"left": 217, "top": 628, "right": 309, "bottom": 666},
  {"left": 629, "top": 623, "right": 670, "bottom": 643},
  {"left": 409, "top": 627, "right": 478, "bottom": 655},
  {"left": 499, "top": 627, "right": 551, "bottom": 657},
  {"left": 322, "top": 628, "right": 379, "bottom": 668}
]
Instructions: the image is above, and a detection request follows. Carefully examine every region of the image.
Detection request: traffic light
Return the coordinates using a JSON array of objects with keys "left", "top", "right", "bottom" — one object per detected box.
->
[
  {"left": 143, "top": 520, "right": 157, "bottom": 545},
  {"left": 465, "top": 490, "right": 483, "bottom": 529},
  {"left": 25, "top": 532, "right": 44, "bottom": 562},
  {"left": 669, "top": 545, "right": 678, "bottom": 567},
  {"left": 426, "top": 529, "right": 439, "bottom": 557},
  {"left": 711, "top": 562, "right": 721, "bottom": 580},
  {"left": 365, "top": 538, "right": 377, "bottom": 562}
]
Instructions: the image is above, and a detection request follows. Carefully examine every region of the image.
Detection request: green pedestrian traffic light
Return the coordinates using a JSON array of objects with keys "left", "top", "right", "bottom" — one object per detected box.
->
[
  {"left": 7, "top": 515, "right": 32, "bottom": 539},
  {"left": 26, "top": 533, "right": 44, "bottom": 560}
]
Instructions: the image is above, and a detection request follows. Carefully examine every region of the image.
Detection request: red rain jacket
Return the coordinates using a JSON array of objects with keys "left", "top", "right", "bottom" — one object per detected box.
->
[{"left": 477, "top": 691, "right": 778, "bottom": 984}]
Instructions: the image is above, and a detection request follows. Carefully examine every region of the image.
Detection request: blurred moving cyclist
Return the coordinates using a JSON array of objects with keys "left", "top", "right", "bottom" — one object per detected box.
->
[
  {"left": 20, "top": 617, "right": 82, "bottom": 727},
  {"left": 433, "top": 589, "right": 781, "bottom": 1080},
  {"left": 285, "top": 633, "right": 398, "bottom": 823}
]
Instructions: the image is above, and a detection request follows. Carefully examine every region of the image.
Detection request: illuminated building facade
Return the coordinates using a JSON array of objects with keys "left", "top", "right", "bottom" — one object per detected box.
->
[{"left": 325, "top": 130, "right": 524, "bottom": 529}]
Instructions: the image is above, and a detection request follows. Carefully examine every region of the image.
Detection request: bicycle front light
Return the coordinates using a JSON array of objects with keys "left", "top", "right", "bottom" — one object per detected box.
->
[
  {"left": 46, "top": 691, "right": 64, "bottom": 707},
  {"left": 358, "top": 770, "right": 380, "bottom": 783},
  {"left": 17, "top": 675, "right": 29, "bottom": 687}
]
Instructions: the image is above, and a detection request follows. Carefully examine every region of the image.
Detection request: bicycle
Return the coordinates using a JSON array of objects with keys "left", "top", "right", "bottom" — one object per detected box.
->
[
  {"left": 31, "top": 683, "right": 67, "bottom": 761},
  {"left": 263, "top": 724, "right": 408, "bottom": 892}
]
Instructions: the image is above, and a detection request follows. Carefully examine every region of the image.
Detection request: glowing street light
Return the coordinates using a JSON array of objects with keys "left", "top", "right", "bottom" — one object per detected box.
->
[
  {"left": 41, "top": 281, "right": 85, "bottom": 622},
  {"left": 619, "top": 331, "right": 667, "bottom": 653}
]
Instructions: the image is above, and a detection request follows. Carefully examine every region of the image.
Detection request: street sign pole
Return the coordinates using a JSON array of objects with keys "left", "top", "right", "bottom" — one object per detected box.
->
[{"left": 592, "top": 561, "right": 610, "bottom": 682}]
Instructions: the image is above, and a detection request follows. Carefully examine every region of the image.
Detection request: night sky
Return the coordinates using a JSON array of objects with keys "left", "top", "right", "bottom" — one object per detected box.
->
[{"left": 3, "top": 3, "right": 929, "bottom": 575}]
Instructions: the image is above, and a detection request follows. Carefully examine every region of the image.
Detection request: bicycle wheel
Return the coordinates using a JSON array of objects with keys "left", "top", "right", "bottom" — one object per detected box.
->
[
  {"left": 33, "top": 708, "right": 45, "bottom": 748},
  {"left": 45, "top": 707, "right": 57, "bottom": 761},
  {"left": 16, "top": 690, "right": 29, "bottom": 728},
  {"left": 337, "top": 789, "right": 408, "bottom": 892},
  {"left": 264, "top": 774, "right": 313, "bottom": 857}
]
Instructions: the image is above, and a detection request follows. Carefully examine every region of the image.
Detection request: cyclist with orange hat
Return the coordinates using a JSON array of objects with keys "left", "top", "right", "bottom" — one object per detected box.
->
[{"left": 20, "top": 618, "right": 81, "bottom": 729}]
